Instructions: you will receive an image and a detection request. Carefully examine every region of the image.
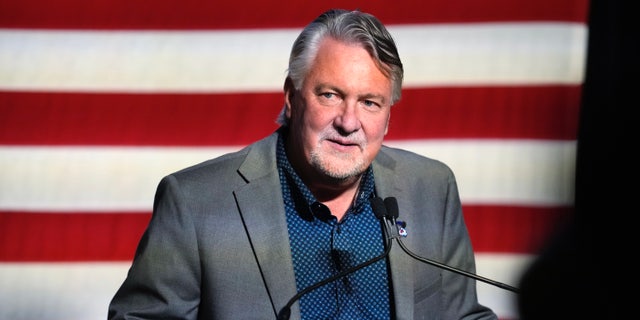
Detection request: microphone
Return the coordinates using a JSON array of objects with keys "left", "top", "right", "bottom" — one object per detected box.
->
[
  {"left": 383, "top": 197, "right": 520, "bottom": 294},
  {"left": 276, "top": 197, "right": 394, "bottom": 320}
]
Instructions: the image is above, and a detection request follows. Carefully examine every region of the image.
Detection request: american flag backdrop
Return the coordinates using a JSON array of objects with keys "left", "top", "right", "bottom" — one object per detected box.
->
[{"left": 0, "top": 1, "right": 589, "bottom": 319}]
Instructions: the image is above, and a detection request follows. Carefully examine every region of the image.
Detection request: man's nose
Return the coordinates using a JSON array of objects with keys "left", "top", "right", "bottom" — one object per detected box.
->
[{"left": 334, "top": 101, "right": 361, "bottom": 133}]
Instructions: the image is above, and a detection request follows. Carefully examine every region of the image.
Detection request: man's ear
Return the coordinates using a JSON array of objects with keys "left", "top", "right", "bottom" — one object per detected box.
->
[
  {"left": 283, "top": 77, "right": 295, "bottom": 117},
  {"left": 384, "top": 111, "right": 390, "bottom": 135}
]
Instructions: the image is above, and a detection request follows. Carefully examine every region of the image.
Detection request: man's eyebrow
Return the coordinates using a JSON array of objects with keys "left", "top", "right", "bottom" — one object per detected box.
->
[
  {"left": 359, "top": 93, "right": 387, "bottom": 104},
  {"left": 313, "top": 83, "right": 388, "bottom": 104},
  {"left": 313, "top": 83, "right": 338, "bottom": 92}
]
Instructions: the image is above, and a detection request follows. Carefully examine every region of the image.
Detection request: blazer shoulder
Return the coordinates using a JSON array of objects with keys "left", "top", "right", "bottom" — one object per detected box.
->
[
  {"left": 378, "top": 144, "right": 455, "bottom": 178},
  {"left": 168, "top": 131, "right": 279, "bottom": 184}
]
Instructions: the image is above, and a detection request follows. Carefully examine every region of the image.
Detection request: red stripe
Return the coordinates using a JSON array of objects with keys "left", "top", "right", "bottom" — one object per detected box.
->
[
  {"left": 0, "top": 85, "right": 581, "bottom": 146},
  {"left": 0, "top": 211, "right": 151, "bottom": 262},
  {"left": 0, "top": 0, "right": 589, "bottom": 30},
  {"left": 0, "top": 205, "right": 572, "bottom": 262},
  {"left": 395, "top": 86, "right": 581, "bottom": 140},
  {"left": 464, "top": 205, "right": 574, "bottom": 253}
]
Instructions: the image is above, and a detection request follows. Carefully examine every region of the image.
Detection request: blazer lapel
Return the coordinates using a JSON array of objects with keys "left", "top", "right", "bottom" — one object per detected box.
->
[
  {"left": 234, "top": 132, "right": 301, "bottom": 318},
  {"left": 374, "top": 147, "right": 416, "bottom": 320}
]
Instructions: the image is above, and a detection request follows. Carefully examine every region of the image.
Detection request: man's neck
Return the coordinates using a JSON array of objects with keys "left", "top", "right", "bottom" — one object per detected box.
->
[{"left": 309, "top": 176, "right": 361, "bottom": 221}]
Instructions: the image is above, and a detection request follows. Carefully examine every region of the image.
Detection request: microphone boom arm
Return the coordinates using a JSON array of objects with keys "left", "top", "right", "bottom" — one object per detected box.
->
[
  {"left": 382, "top": 196, "right": 520, "bottom": 294},
  {"left": 394, "top": 233, "right": 520, "bottom": 293}
]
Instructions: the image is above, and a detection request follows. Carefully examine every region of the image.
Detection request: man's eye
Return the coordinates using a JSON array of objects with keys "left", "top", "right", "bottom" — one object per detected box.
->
[
  {"left": 321, "top": 92, "right": 335, "bottom": 99},
  {"left": 318, "top": 92, "right": 341, "bottom": 106},
  {"left": 363, "top": 100, "right": 379, "bottom": 108}
]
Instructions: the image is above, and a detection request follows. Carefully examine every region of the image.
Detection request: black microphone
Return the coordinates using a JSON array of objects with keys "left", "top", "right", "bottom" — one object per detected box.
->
[
  {"left": 276, "top": 197, "right": 394, "bottom": 320},
  {"left": 383, "top": 196, "right": 520, "bottom": 293}
]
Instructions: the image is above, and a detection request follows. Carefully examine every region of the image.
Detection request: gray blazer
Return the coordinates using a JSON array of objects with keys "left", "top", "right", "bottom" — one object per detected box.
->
[{"left": 108, "top": 129, "right": 497, "bottom": 320}]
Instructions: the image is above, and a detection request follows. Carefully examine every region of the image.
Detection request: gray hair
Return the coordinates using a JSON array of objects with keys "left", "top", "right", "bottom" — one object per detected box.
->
[{"left": 276, "top": 9, "right": 404, "bottom": 126}]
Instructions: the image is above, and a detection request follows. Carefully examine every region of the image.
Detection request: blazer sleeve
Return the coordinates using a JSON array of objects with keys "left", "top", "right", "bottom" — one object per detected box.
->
[{"left": 108, "top": 175, "right": 201, "bottom": 320}]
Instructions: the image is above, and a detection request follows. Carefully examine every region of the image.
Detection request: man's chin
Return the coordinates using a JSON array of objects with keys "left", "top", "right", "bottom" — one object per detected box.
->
[{"left": 318, "top": 160, "right": 366, "bottom": 180}]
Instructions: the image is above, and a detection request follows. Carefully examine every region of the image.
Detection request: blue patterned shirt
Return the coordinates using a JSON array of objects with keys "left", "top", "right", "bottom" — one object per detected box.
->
[{"left": 276, "top": 132, "right": 392, "bottom": 319}]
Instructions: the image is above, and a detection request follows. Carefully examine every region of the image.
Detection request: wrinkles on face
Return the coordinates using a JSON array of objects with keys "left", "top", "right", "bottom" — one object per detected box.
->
[{"left": 287, "top": 37, "right": 392, "bottom": 187}]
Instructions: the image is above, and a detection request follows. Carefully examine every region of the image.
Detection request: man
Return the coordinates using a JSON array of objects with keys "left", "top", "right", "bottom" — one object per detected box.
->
[{"left": 108, "top": 9, "right": 497, "bottom": 320}]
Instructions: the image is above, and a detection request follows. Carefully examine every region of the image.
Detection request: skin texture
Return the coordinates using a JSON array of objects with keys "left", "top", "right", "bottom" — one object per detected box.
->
[{"left": 284, "top": 37, "right": 393, "bottom": 220}]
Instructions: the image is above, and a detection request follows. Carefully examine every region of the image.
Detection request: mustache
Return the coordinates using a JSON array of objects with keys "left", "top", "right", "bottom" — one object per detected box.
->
[{"left": 320, "top": 130, "right": 366, "bottom": 148}]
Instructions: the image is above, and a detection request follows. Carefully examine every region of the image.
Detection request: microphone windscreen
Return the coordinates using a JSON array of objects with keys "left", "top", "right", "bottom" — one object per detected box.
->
[
  {"left": 369, "top": 197, "right": 388, "bottom": 219},
  {"left": 384, "top": 197, "right": 399, "bottom": 218}
]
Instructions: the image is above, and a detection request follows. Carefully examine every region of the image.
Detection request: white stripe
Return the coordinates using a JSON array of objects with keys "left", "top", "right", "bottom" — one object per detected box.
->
[
  {"left": 475, "top": 253, "right": 535, "bottom": 319},
  {"left": 0, "top": 146, "right": 241, "bottom": 211},
  {"left": 0, "top": 254, "right": 530, "bottom": 320},
  {"left": 0, "top": 140, "right": 575, "bottom": 211},
  {"left": 395, "top": 22, "right": 587, "bottom": 87},
  {"left": 0, "top": 262, "right": 129, "bottom": 320},
  {"left": 0, "top": 22, "right": 586, "bottom": 92},
  {"left": 385, "top": 139, "right": 576, "bottom": 206}
]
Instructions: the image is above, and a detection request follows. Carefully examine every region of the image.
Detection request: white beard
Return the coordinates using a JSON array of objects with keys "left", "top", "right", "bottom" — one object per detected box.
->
[{"left": 309, "top": 147, "right": 368, "bottom": 181}]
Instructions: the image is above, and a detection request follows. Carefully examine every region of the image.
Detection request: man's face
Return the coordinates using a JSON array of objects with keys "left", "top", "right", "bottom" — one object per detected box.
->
[{"left": 285, "top": 37, "right": 393, "bottom": 183}]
